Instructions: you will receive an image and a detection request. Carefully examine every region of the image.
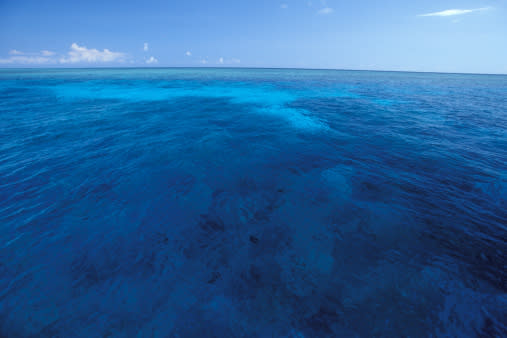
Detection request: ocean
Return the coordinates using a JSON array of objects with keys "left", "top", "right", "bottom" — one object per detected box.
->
[{"left": 0, "top": 68, "right": 506, "bottom": 337}]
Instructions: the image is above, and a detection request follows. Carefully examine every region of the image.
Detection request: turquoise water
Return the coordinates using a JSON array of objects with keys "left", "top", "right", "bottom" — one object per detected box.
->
[{"left": 0, "top": 68, "right": 506, "bottom": 336}]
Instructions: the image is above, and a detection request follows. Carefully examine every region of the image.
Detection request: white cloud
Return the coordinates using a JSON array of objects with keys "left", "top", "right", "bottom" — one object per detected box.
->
[
  {"left": 185, "top": 51, "right": 192, "bottom": 56},
  {"left": 280, "top": 3, "right": 288, "bottom": 9},
  {"left": 214, "top": 57, "right": 240, "bottom": 65},
  {"left": 200, "top": 59, "right": 208, "bottom": 64},
  {"left": 2, "top": 44, "right": 128, "bottom": 65},
  {"left": 9, "top": 49, "right": 24, "bottom": 55},
  {"left": 318, "top": 7, "right": 334, "bottom": 15},
  {"left": 60, "top": 43, "right": 126, "bottom": 64},
  {"left": 144, "top": 43, "right": 149, "bottom": 52},
  {"left": 6, "top": 49, "right": 54, "bottom": 57},
  {"left": 146, "top": 56, "right": 158, "bottom": 64},
  {"left": 0, "top": 56, "right": 53, "bottom": 64},
  {"left": 1, "top": 49, "right": 55, "bottom": 64},
  {"left": 419, "top": 8, "right": 490, "bottom": 17}
]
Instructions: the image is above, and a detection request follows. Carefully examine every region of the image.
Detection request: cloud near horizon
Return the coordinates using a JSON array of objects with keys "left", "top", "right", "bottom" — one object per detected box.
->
[
  {"left": 419, "top": 7, "right": 490, "bottom": 17},
  {"left": 1, "top": 44, "right": 126, "bottom": 65},
  {"left": 217, "top": 57, "right": 240, "bottom": 65},
  {"left": 1, "top": 44, "right": 235, "bottom": 66},
  {"left": 60, "top": 43, "right": 126, "bottom": 64},
  {"left": 145, "top": 56, "right": 158, "bottom": 64},
  {"left": 0, "top": 55, "right": 53, "bottom": 65},
  {"left": 0, "top": 49, "right": 56, "bottom": 64}
]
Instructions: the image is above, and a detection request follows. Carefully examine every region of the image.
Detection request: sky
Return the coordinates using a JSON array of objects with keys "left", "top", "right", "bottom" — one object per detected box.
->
[{"left": 0, "top": 0, "right": 506, "bottom": 73}]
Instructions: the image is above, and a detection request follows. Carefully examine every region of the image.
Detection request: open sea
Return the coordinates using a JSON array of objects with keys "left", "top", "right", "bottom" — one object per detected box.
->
[{"left": 0, "top": 68, "right": 506, "bottom": 337}]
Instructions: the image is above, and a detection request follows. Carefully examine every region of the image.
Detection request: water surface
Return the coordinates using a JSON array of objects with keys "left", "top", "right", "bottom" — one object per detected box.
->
[{"left": 1, "top": 68, "right": 506, "bottom": 337}]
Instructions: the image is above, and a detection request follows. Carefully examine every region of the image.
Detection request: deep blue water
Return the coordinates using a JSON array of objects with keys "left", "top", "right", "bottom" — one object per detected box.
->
[{"left": 0, "top": 68, "right": 506, "bottom": 337}]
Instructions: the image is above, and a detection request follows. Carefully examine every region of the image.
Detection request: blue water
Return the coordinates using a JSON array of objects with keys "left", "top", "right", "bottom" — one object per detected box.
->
[{"left": 0, "top": 68, "right": 506, "bottom": 337}]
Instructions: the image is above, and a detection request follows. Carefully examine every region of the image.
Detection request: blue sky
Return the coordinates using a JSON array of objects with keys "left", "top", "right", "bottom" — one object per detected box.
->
[{"left": 0, "top": 0, "right": 506, "bottom": 73}]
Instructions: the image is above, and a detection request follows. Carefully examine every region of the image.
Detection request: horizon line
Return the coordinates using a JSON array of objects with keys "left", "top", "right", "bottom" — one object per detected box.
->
[{"left": 1, "top": 66, "right": 506, "bottom": 77}]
